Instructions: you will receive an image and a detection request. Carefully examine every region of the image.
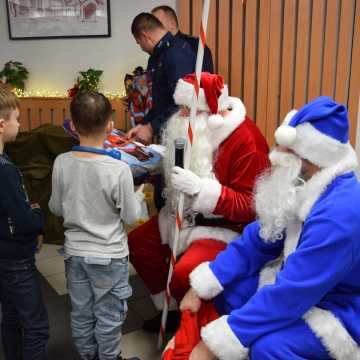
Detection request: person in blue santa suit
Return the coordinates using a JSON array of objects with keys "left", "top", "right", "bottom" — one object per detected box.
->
[{"left": 165, "top": 96, "right": 360, "bottom": 360}]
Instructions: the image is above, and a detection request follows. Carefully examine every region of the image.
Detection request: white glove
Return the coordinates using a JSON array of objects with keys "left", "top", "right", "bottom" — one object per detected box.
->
[
  {"left": 171, "top": 166, "right": 201, "bottom": 196},
  {"left": 135, "top": 184, "right": 145, "bottom": 203}
]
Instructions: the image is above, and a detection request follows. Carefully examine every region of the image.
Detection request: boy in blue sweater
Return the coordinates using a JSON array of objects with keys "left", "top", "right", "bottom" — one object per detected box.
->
[{"left": 0, "top": 84, "right": 49, "bottom": 360}]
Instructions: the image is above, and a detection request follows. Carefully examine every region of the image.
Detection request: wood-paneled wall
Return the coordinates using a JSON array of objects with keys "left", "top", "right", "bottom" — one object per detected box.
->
[
  {"left": 18, "top": 97, "right": 127, "bottom": 132},
  {"left": 179, "top": 0, "right": 360, "bottom": 146}
]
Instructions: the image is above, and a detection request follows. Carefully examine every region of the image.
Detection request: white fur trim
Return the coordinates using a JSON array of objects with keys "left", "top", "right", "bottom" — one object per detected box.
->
[
  {"left": 178, "top": 226, "right": 238, "bottom": 249},
  {"left": 283, "top": 109, "right": 298, "bottom": 125},
  {"left": 275, "top": 109, "right": 298, "bottom": 146},
  {"left": 158, "top": 208, "right": 238, "bottom": 256},
  {"left": 297, "top": 146, "right": 358, "bottom": 221},
  {"left": 208, "top": 114, "right": 225, "bottom": 129},
  {"left": 173, "top": 78, "right": 229, "bottom": 112},
  {"left": 277, "top": 117, "right": 356, "bottom": 167},
  {"left": 189, "top": 262, "right": 224, "bottom": 300},
  {"left": 283, "top": 220, "right": 303, "bottom": 259},
  {"left": 304, "top": 307, "right": 360, "bottom": 360},
  {"left": 209, "top": 97, "right": 246, "bottom": 150},
  {"left": 201, "top": 315, "right": 249, "bottom": 360},
  {"left": 192, "top": 178, "right": 222, "bottom": 214},
  {"left": 258, "top": 257, "right": 283, "bottom": 289},
  {"left": 258, "top": 220, "right": 302, "bottom": 289},
  {"left": 275, "top": 125, "right": 297, "bottom": 147}
]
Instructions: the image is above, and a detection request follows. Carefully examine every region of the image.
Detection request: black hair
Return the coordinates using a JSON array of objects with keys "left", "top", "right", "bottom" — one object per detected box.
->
[
  {"left": 70, "top": 91, "right": 112, "bottom": 136},
  {"left": 131, "top": 12, "right": 164, "bottom": 38}
]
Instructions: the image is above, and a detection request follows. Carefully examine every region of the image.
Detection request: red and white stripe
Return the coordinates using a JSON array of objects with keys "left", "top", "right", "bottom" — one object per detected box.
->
[{"left": 157, "top": 0, "right": 211, "bottom": 348}]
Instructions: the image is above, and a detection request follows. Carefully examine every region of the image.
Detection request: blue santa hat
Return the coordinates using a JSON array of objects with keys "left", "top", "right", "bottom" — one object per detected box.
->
[{"left": 275, "top": 96, "right": 352, "bottom": 168}]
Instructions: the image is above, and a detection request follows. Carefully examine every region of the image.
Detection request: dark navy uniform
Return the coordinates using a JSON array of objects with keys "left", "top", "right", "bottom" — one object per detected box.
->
[
  {"left": 143, "top": 31, "right": 196, "bottom": 135},
  {"left": 176, "top": 31, "right": 214, "bottom": 74}
]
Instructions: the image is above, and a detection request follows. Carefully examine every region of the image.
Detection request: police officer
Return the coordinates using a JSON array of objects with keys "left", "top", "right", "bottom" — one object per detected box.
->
[
  {"left": 128, "top": 13, "right": 197, "bottom": 144},
  {"left": 152, "top": 5, "right": 214, "bottom": 74}
]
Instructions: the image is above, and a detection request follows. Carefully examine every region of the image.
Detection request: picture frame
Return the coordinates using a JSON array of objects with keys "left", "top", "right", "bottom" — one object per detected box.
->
[{"left": 5, "top": 0, "right": 111, "bottom": 40}]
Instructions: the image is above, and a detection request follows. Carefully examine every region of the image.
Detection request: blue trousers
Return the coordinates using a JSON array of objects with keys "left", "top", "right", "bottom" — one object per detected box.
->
[
  {"left": 215, "top": 275, "right": 332, "bottom": 360},
  {"left": 250, "top": 319, "right": 332, "bottom": 359},
  {"left": 65, "top": 256, "right": 132, "bottom": 360},
  {"left": 0, "top": 257, "right": 49, "bottom": 360}
]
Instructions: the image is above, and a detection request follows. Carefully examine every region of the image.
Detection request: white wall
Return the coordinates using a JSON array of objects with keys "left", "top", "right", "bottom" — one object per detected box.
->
[{"left": 0, "top": 0, "right": 177, "bottom": 94}]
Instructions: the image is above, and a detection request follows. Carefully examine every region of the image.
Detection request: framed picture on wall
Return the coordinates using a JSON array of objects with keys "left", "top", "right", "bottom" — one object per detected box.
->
[{"left": 5, "top": 0, "right": 111, "bottom": 40}]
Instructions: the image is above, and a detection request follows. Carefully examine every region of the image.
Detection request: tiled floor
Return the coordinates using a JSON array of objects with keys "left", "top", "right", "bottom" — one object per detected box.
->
[
  {"left": 32, "top": 244, "right": 163, "bottom": 359},
  {"left": 0, "top": 245, "right": 169, "bottom": 360},
  {"left": 121, "top": 331, "right": 161, "bottom": 359}
]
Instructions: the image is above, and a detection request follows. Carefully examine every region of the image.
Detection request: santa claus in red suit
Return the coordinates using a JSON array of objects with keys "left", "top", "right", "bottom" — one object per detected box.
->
[{"left": 128, "top": 72, "right": 270, "bottom": 316}]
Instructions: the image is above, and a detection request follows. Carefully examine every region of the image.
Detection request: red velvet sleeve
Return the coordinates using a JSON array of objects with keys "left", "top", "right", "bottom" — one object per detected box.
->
[{"left": 213, "top": 151, "right": 270, "bottom": 223}]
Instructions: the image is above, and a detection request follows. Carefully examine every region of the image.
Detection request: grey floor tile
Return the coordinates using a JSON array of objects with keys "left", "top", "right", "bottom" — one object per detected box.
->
[{"left": 121, "top": 330, "right": 162, "bottom": 360}]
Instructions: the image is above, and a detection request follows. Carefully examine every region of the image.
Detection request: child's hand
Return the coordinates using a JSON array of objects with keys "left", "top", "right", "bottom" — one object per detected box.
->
[
  {"left": 37, "top": 235, "right": 44, "bottom": 253},
  {"left": 189, "top": 341, "right": 216, "bottom": 360},
  {"left": 31, "top": 203, "right": 41, "bottom": 209},
  {"left": 180, "top": 288, "right": 202, "bottom": 313},
  {"left": 162, "top": 336, "right": 175, "bottom": 358}
]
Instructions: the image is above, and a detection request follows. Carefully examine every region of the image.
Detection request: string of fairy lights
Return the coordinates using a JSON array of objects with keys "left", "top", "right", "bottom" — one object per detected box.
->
[{"left": 14, "top": 88, "right": 126, "bottom": 99}]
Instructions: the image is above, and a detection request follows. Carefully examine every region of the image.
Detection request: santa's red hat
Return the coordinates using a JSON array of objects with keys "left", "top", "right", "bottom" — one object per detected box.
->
[{"left": 173, "top": 72, "right": 229, "bottom": 129}]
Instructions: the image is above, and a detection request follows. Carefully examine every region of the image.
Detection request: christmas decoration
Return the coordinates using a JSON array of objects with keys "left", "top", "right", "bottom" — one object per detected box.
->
[
  {"left": 14, "top": 88, "right": 125, "bottom": 99},
  {"left": 68, "top": 68, "right": 103, "bottom": 97},
  {"left": 124, "top": 66, "right": 152, "bottom": 127},
  {"left": 0, "top": 61, "right": 29, "bottom": 91},
  {"left": 63, "top": 119, "right": 162, "bottom": 182}
]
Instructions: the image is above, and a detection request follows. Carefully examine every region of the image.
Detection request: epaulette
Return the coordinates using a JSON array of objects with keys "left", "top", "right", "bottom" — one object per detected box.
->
[{"left": 0, "top": 155, "right": 13, "bottom": 167}]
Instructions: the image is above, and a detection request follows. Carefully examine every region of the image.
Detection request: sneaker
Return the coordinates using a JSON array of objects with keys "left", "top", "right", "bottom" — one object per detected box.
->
[{"left": 142, "top": 310, "right": 180, "bottom": 333}]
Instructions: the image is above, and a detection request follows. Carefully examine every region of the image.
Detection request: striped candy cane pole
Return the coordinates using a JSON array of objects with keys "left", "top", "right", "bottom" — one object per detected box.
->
[{"left": 157, "top": 0, "right": 211, "bottom": 349}]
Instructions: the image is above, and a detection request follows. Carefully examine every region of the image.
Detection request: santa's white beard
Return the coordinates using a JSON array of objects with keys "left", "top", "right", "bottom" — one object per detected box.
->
[
  {"left": 161, "top": 111, "right": 214, "bottom": 209},
  {"left": 254, "top": 150, "right": 304, "bottom": 242}
]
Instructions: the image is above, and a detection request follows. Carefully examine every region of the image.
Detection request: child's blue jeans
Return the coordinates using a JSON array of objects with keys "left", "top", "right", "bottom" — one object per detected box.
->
[
  {"left": 65, "top": 255, "right": 132, "bottom": 360},
  {"left": 0, "top": 256, "right": 49, "bottom": 360}
]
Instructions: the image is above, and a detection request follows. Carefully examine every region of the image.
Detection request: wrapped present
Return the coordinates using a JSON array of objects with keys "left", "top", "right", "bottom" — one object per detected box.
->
[
  {"left": 63, "top": 120, "right": 162, "bottom": 181},
  {"left": 124, "top": 66, "right": 152, "bottom": 127}
]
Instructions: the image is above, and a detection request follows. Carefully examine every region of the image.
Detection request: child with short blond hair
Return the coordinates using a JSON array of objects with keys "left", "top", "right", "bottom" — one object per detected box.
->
[{"left": 0, "top": 84, "right": 49, "bottom": 360}]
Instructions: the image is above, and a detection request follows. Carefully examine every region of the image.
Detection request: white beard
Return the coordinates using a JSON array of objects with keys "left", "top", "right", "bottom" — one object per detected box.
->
[
  {"left": 161, "top": 111, "right": 215, "bottom": 210},
  {"left": 254, "top": 150, "right": 305, "bottom": 242}
]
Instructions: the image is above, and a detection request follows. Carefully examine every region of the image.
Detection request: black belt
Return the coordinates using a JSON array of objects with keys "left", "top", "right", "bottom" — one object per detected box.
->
[{"left": 194, "top": 214, "right": 243, "bottom": 233}]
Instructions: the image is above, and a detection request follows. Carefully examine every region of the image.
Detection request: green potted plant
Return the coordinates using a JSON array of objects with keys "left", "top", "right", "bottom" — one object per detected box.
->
[
  {"left": 0, "top": 61, "right": 29, "bottom": 90},
  {"left": 68, "top": 68, "right": 103, "bottom": 97},
  {"left": 78, "top": 68, "right": 103, "bottom": 91}
]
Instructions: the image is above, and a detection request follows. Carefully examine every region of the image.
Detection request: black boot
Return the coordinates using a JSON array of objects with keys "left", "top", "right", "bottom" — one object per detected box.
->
[{"left": 142, "top": 310, "right": 180, "bottom": 333}]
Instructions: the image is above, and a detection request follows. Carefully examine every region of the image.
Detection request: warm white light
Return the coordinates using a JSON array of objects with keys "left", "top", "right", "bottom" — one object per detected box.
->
[{"left": 14, "top": 88, "right": 126, "bottom": 99}]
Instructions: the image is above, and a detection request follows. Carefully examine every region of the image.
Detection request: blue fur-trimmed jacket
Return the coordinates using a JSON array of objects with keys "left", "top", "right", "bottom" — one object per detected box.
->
[{"left": 190, "top": 165, "right": 360, "bottom": 359}]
